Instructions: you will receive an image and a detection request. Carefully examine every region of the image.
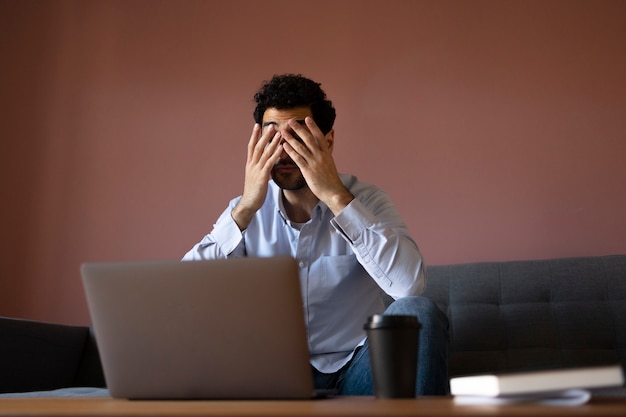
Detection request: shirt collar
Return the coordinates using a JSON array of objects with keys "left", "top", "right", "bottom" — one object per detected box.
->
[{"left": 270, "top": 180, "right": 328, "bottom": 223}]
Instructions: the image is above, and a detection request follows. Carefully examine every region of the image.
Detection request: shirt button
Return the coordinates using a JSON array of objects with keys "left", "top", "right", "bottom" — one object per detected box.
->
[{"left": 298, "top": 261, "right": 306, "bottom": 268}]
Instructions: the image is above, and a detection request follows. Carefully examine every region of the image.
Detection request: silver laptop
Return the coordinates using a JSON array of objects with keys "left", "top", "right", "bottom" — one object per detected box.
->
[{"left": 81, "top": 256, "right": 316, "bottom": 399}]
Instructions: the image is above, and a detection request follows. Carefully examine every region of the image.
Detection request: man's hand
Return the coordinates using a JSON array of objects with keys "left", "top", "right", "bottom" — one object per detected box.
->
[
  {"left": 282, "top": 117, "right": 354, "bottom": 215},
  {"left": 231, "top": 124, "right": 283, "bottom": 230}
]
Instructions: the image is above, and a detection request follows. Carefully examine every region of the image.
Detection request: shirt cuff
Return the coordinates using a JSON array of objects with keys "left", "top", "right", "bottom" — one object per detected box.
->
[
  {"left": 331, "top": 198, "right": 377, "bottom": 244},
  {"left": 212, "top": 213, "right": 244, "bottom": 255}
]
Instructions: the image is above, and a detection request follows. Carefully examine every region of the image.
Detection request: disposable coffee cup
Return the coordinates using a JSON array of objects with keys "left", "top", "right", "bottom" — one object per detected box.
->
[{"left": 364, "top": 314, "right": 420, "bottom": 398}]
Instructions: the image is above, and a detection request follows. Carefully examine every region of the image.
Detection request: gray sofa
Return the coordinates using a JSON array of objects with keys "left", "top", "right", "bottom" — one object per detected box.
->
[
  {"left": 1, "top": 254, "right": 624, "bottom": 396},
  {"left": 422, "top": 254, "right": 626, "bottom": 396}
]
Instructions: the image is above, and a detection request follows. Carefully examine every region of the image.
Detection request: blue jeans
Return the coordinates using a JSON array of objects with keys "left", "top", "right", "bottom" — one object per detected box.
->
[{"left": 312, "top": 296, "right": 449, "bottom": 395}]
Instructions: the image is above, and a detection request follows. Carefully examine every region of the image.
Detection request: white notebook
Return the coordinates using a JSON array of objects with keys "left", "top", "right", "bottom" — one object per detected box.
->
[{"left": 450, "top": 364, "right": 624, "bottom": 398}]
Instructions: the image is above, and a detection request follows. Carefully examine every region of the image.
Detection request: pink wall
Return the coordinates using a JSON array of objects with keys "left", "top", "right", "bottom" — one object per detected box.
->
[{"left": 2, "top": 0, "right": 625, "bottom": 325}]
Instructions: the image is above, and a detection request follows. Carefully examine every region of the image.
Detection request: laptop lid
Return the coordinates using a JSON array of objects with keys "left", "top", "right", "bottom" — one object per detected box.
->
[{"left": 81, "top": 256, "right": 315, "bottom": 399}]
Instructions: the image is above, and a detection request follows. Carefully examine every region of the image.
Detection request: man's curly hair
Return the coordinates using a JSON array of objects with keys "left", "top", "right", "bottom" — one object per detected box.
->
[{"left": 253, "top": 74, "right": 336, "bottom": 135}]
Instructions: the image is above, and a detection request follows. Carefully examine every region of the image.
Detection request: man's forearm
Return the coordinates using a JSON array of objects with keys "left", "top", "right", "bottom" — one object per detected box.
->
[
  {"left": 331, "top": 198, "right": 426, "bottom": 299},
  {"left": 182, "top": 205, "right": 246, "bottom": 260}
]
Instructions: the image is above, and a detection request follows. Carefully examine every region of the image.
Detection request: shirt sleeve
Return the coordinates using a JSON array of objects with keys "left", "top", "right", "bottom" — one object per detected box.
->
[
  {"left": 181, "top": 202, "right": 246, "bottom": 260},
  {"left": 330, "top": 195, "right": 426, "bottom": 299}
]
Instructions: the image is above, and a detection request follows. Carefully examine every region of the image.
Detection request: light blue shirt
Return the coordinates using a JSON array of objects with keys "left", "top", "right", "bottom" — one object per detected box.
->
[{"left": 182, "top": 174, "right": 425, "bottom": 373}]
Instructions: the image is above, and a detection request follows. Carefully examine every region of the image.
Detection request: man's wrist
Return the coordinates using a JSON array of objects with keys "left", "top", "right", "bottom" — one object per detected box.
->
[
  {"left": 231, "top": 203, "right": 256, "bottom": 231},
  {"left": 325, "top": 189, "right": 354, "bottom": 216}
]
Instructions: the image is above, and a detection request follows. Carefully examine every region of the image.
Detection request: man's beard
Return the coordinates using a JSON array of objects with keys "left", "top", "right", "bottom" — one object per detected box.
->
[{"left": 271, "top": 161, "right": 308, "bottom": 191}]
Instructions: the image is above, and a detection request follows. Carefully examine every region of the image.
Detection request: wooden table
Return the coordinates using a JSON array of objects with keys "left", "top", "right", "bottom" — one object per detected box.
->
[{"left": 1, "top": 396, "right": 625, "bottom": 416}]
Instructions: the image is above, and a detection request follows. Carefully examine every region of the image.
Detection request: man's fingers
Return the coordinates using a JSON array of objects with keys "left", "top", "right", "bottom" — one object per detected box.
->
[
  {"left": 287, "top": 119, "right": 316, "bottom": 149},
  {"left": 249, "top": 124, "right": 280, "bottom": 164},
  {"left": 304, "top": 116, "right": 327, "bottom": 150},
  {"left": 247, "top": 124, "right": 262, "bottom": 161},
  {"left": 264, "top": 139, "right": 284, "bottom": 170}
]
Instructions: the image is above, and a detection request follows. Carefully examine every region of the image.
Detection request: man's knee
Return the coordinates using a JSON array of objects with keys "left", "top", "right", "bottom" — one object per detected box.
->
[
  {"left": 384, "top": 296, "right": 448, "bottom": 330},
  {"left": 385, "top": 296, "right": 439, "bottom": 316}
]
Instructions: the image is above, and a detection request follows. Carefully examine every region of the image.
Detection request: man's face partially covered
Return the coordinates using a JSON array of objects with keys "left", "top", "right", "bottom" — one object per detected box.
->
[{"left": 262, "top": 107, "right": 311, "bottom": 191}]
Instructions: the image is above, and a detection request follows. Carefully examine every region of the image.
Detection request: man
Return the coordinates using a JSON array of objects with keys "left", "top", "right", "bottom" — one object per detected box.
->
[{"left": 183, "top": 74, "right": 449, "bottom": 395}]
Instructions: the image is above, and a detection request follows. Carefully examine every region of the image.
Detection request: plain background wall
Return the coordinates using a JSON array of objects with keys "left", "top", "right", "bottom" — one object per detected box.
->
[{"left": 1, "top": 0, "right": 625, "bottom": 325}]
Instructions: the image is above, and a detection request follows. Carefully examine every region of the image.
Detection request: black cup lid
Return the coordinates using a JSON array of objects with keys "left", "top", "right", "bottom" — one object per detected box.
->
[{"left": 364, "top": 314, "right": 421, "bottom": 330}]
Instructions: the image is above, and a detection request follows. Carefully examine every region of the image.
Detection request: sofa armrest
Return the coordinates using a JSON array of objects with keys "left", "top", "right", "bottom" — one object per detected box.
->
[
  {"left": 73, "top": 326, "right": 106, "bottom": 387},
  {"left": 0, "top": 317, "right": 93, "bottom": 393}
]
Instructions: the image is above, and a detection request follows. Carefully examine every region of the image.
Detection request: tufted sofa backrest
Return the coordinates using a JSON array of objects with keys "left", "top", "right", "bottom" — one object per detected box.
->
[{"left": 423, "top": 255, "right": 626, "bottom": 377}]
